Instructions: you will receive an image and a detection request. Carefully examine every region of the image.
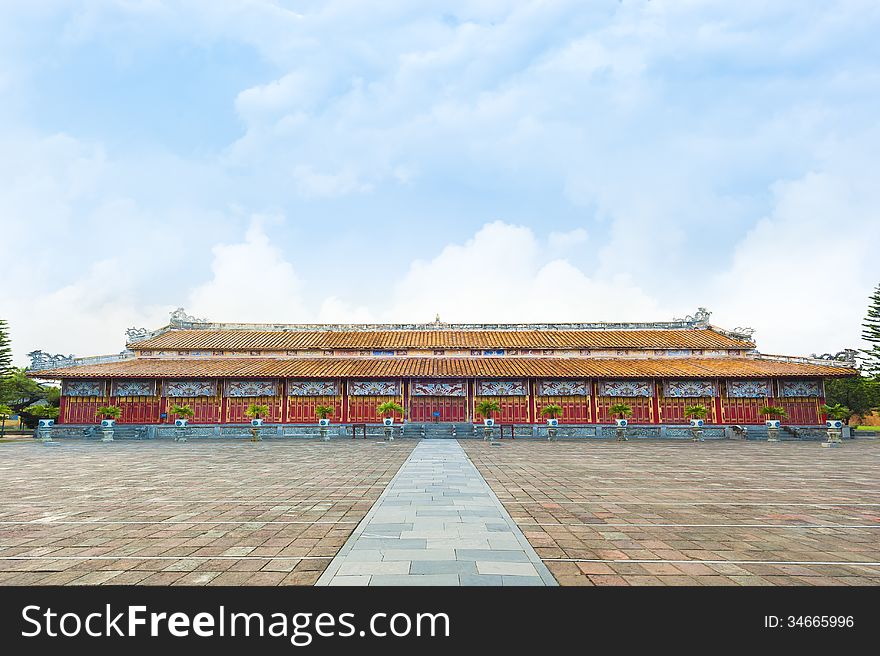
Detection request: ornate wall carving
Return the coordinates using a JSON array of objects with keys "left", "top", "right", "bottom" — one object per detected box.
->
[
  {"left": 349, "top": 380, "right": 399, "bottom": 396},
  {"left": 286, "top": 380, "right": 339, "bottom": 396},
  {"left": 112, "top": 380, "right": 157, "bottom": 397},
  {"left": 538, "top": 379, "right": 590, "bottom": 396},
  {"left": 224, "top": 380, "right": 278, "bottom": 397},
  {"left": 62, "top": 380, "right": 105, "bottom": 397},
  {"left": 164, "top": 380, "right": 217, "bottom": 397},
  {"left": 411, "top": 380, "right": 466, "bottom": 396},
  {"left": 726, "top": 379, "right": 770, "bottom": 398},
  {"left": 477, "top": 380, "right": 527, "bottom": 396},
  {"left": 598, "top": 380, "right": 653, "bottom": 397},
  {"left": 780, "top": 380, "right": 822, "bottom": 398},
  {"left": 663, "top": 380, "right": 716, "bottom": 398}
]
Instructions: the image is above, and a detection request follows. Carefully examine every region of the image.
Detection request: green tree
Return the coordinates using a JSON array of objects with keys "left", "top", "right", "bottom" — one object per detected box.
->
[
  {"left": 0, "top": 320, "right": 11, "bottom": 380},
  {"left": 475, "top": 399, "right": 501, "bottom": 420},
  {"left": 0, "top": 368, "right": 56, "bottom": 413},
  {"left": 863, "top": 283, "right": 880, "bottom": 378},
  {"left": 824, "top": 376, "right": 880, "bottom": 422},
  {"left": 540, "top": 404, "right": 563, "bottom": 419},
  {"left": 245, "top": 403, "right": 270, "bottom": 419}
]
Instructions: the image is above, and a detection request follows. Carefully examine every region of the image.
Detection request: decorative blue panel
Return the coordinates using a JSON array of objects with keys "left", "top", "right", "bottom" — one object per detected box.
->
[
  {"left": 663, "top": 380, "right": 716, "bottom": 398},
  {"left": 726, "top": 379, "right": 770, "bottom": 398},
  {"left": 598, "top": 380, "right": 653, "bottom": 397}
]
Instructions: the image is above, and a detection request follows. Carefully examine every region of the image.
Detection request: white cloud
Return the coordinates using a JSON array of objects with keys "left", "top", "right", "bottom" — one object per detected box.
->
[{"left": 188, "top": 215, "right": 309, "bottom": 323}]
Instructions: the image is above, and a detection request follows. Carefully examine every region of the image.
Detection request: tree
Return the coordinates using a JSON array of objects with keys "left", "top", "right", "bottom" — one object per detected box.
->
[
  {"left": 0, "top": 368, "right": 58, "bottom": 415},
  {"left": 820, "top": 403, "right": 852, "bottom": 423},
  {"left": 0, "top": 403, "right": 12, "bottom": 439},
  {"left": 684, "top": 404, "right": 709, "bottom": 420},
  {"left": 863, "top": 283, "right": 880, "bottom": 378},
  {"left": 0, "top": 320, "right": 11, "bottom": 380},
  {"left": 376, "top": 401, "right": 404, "bottom": 418},
  {"left": 609, "top": 403, "right": 632, "bottom": 420},
  {"left": 95, "top": 406, "right": 121, "bottom": 420},
  {"left": 245, "top": 403, "right": 270, "bottom": 420},
  {"left": 170, "top": 404, "right": 194, "bottom": 419},
  {"left": 475, "top": 399, "right": 501, "bottom": 421},
  {"left": 540, "top": 404, "right": 563, "bottom": 419},
  {"left": 760, "top": 405, "right": 787, "bottom": 419},
  {"left": 824, "top": 376, "right": 880, "bottom": 423}
]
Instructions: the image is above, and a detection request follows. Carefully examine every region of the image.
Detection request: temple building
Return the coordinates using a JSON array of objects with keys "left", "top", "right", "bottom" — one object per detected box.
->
[{"left": 28, "top": 308, "right": 857, "bottom": 428}]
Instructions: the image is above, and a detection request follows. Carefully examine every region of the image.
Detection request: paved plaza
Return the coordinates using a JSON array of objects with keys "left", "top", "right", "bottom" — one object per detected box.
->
[
  {"left": 463, "top": 440, "right": 880, "bottom": 585},
  {"left": 0, "top": 440, "right": 414, "bottom": 585},
  {"left": 0, "top": 437, "right": 878, "bottom": 585}
]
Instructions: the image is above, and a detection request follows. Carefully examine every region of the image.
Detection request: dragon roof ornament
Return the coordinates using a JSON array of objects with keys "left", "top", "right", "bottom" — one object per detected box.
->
[{"left": 169, "top": 307, "right": 209, "bottom": 328}]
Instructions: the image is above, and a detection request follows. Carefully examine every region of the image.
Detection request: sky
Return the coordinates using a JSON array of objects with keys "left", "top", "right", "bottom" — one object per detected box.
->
[{"left": 1, "top": 0, "right": 878, "bottom": 365}]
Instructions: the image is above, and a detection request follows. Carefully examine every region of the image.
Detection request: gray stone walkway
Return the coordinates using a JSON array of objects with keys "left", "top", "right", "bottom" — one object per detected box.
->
[{"left": 316, "top": 440, "right": 557, "bottom": 586}]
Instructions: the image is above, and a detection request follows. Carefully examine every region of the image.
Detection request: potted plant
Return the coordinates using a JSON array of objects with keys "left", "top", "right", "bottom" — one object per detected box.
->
[
  {"left": 170, "top": 404, "right": 194, "bottom": 427},
  {"left": 541, "top": 404, "right": 563, "bottom": 427},
  {"left": 760, "top": 405, "right": 787, "bottom": 442},
  {"left": 820, "top": 403, "right": 850, "bottom": 430},
  {"left": 315, "top": 405, "right": 334, "bottom": 426},
  {"left": 245, "top": 403, "right": 270, "bottom": 427},
  {"left": 820, "top": 403, "right": 851, "bottom": 446},
  {"left": 685, "top": 404, "right": 709, "bottom": 442},
  {"left": 96, "top": 405, "right": 121, "bottom": 428},
  {"left": 609, "top": 403, "right": 632, "bottom": 427},
  {"left": 684, "top": 404, "right": 708, "bottom": 428},
  {"left": 759, "top": 405, "right": 787, "bottom": 429},
  {"left": 475, "top": 399, "right": 502, "bottom": 427},
  {"left": 376, "top": 401, "right": 404, "bottom": 426}
]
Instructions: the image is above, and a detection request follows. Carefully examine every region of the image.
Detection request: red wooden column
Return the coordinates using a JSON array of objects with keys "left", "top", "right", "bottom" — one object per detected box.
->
[
  {"left": 402, "top": 378, "right": 409, "bottom": 422},
  {"left": 341, "top": 379, "right": 349, "bottom": 423},
  {"left": 280, "top": 379, "right": 289, "bottom": 424},
  {"left": 651, "top": 379, "right": 661, "bottom": 424},
  {"left": 58, "top": 395, "right": 67, "bottom": 424},
  {"left": 590, "top": 380, "right": 598, "bottom": 424},
  {"left": 219, "top": 379, "right": 228, "bottom": 424},
  {"left": 713, "top": 379, "right": 723, "bottom": 424},
  {"left": 528, "top": 378, "right": 535, "bottom": 424},
  {"left": 467, "top": 379, "right": 474, "bottom": 423}
]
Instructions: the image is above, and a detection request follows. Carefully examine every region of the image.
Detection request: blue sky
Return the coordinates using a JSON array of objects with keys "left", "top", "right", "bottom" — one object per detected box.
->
[{"left": 2, "top": 1, "right": 878, "bottom": 363}]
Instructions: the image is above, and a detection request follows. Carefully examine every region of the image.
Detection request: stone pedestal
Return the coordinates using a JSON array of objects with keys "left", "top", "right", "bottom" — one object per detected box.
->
[
  {"left": 548, "top": 427, "right": 558, "bottom": 442},
  {"left": 319, "top": 426, "right": 329, "bottom": 441},
  {"left": 822, "top": 428, "right": 843, "bottom": 448},
  {"left": 174, "top": 427, "right": 187, "bottom": 442},
  {"left": 615, "top": 427, "right": 627, "bottom": 441},
  {"left": 383, "top": 427, "right": 394, "bottom": 441},
  {"left": 250, "top": 426, "right": 262, "bottom": 442},
  {"left": 100, "top": 428, "right": 115, "bottom": 442},
  {"left": 767, "top": 427, "right": 779, "bottom": 442},
  {"left": 691, "top": 427, "right": 704, "bottom": 442},
  {"left": 483, "top": 426, "right": 493, "bottom": 442},
  {"left": 37, "top": 426, "right": 55, "bottom": 444}
]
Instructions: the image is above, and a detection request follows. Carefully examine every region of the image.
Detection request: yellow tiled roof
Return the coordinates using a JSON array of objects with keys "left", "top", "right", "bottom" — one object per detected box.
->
[
  {"left": 128, "top": 329, "right": 755, "bottom": 351},
  {"left": 33, "top": 357, "right": 856, "bottom": 379}
]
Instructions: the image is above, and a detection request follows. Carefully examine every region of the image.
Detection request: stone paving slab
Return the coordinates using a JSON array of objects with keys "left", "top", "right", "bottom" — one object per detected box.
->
[{"left": 316, "top": 441, "right": 557, "bottom": 586}]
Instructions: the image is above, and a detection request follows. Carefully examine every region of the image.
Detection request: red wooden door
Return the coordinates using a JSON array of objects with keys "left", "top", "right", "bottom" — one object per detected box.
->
[
  {"left": 117, "top": 397, "right": 161, "bottom": 424},
  {"left": 349, "top": 395, "right": 403, "bottom": 423},
  {"left": 475, "top": 396, "right": 529, "bottom": 423},
  {"left": 721, "top": 397, "right": 763, "bottom": 424},
  {"left": 537, "top": 396, "right": 590, "bottom": 424},
  {"left": 287, "top": 396, "right": 343, "bottom": 423},
  {"left": 595, "top": 396, "right": 653, "bottom": 424},
  {"left": 409, "top": 396, "right": 467, "bottom": 422},
  {"left": 658, "top": 396, "right": 716, "bottom": 423},
  {"left": 225, "top": 396, "right": 282, "bottom": 423}
]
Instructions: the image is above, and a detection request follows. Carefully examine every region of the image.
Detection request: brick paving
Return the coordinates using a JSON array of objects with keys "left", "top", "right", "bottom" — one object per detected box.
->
[
  {"left": 0, "top": 440, "right": 414, "bottom": 585},
  {"left": 461, "top": 440, "right": 880, "bottom": 586}
]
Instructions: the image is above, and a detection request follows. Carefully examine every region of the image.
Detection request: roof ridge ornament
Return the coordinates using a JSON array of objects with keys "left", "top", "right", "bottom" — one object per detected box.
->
[
  {"left": 26, "top": 350, "right": 76, "bottom": 371},
  {"left": 169, "top": 307, "right": 209, "bottom": 328},
  {"left": 674, "top": 307, "right": 712, "bottom": 328}
]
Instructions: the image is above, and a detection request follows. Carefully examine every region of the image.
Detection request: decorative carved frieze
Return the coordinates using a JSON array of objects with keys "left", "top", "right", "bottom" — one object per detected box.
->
[
  {"left": 538, "top": 380, "right": 590, "bottom": 396},
  {"left": 224, "top": 380, "right": 278, "bottom": 397},
  {"left": 411, "top": 380, "right": 466, "bottom": 397},
  {"left": 780, "top": 380, "right": 822, "bottom": 398},
  {"left": 27, "top": 350, "right": 75, "bottom": 371},
  {"left": 349, "top": 380, "right": 399, "bottom": 396},
  {"left": 62, "top": 380, "right": 106, "bottom": 397},
  {"left": 112, "top": 380, "right": 157, "bottom": 397},
  {"left": 477, "top": 380, "right": 527, "bottom": 396},
  {"left": 598, "top": 380, "right": 653, "bottom": 397},
  {"left": 286, "top": 380, "right": 339, "bottom": 396},
  {"left": 164, "top": 380, "right": 217, "bottom": 397},
  {"left": 663, "top": 380, "right": 717, "bottom": 398},
  {"left": 726, "top": 379, "right": 770, "bottom": 398}
]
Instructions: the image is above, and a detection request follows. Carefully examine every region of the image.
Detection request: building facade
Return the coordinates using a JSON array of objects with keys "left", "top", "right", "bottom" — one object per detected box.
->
[{"left": 30, "top": 310, "right": 857, "bottom": 428}]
